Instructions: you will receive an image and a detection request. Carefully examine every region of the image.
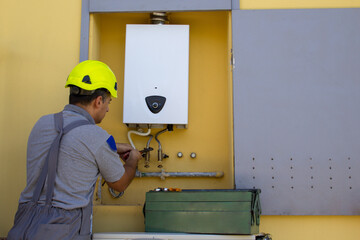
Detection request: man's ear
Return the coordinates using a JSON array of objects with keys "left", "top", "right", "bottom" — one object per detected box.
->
[{"left": 94, "top": 95, "right": 103, "bottom": 108}]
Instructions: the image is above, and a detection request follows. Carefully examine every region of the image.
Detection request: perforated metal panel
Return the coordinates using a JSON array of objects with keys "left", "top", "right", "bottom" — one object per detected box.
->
[{"left": 232, "top": 9, "right": 360, "bottom": 215}]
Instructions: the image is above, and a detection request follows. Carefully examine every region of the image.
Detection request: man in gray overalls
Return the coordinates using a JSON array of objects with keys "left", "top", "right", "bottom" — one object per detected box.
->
[{"left": 8, "top": 60, "right": 142, "bottom": 239}]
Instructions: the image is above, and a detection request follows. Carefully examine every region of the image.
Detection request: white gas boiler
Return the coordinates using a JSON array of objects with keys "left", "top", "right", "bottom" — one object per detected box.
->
[{"left": 123, "top": 24, "right": 189, "bottom": 127}]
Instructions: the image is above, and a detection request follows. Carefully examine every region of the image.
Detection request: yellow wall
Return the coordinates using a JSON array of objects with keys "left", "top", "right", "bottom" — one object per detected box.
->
[
  {"left": 0, "top": 0, "right": 82, "bottom": 235},
  {"left": 1, "top": 0, "right": 360, "bottom": 239}
]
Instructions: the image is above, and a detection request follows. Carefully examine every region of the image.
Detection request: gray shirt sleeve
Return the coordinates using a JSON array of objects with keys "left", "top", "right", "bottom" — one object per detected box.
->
[{"left": 94, "top": 141, "right": 125, "bottom": 183}]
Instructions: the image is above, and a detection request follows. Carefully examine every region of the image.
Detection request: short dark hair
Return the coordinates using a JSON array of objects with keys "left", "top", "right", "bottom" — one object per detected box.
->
[{"left": 69, "top": 86, "right": 110, "bottom": 105}]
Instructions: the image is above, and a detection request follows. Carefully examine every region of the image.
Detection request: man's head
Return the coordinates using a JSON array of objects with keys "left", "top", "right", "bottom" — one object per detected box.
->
[{"left": 65, "top": 60, "right": 117, "bottom": 123}]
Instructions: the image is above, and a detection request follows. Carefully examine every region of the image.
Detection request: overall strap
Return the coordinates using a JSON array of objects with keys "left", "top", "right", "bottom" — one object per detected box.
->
[
  {"left": 32, "top": 112, "right": 91, "bottom": 205},
  {"left": 63, "top": 119, "right": 91, "bottom": 134}
]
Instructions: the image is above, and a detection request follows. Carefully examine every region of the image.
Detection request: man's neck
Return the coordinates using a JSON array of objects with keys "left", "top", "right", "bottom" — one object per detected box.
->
[{"left": 73, "top": 103, "right": 96, "bottom": 122}]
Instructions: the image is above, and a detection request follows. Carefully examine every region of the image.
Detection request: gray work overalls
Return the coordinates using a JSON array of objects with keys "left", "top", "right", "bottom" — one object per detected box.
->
[{"left": 8, "top": 112, "right": 93, "bottom": 240}]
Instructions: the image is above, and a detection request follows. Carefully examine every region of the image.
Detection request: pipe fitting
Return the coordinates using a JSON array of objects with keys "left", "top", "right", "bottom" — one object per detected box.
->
[
  {"left": 144, "top": 135, "right": 153, "bottom": 168},
  {"left": 150, "top": 12, "right": 169, "bottom": 24},
  {"left": 155, "top": 127, "right": 169, "bottom": 168},
  {"left": 157, "top": 148, "right": 163, "bottom": 168}
]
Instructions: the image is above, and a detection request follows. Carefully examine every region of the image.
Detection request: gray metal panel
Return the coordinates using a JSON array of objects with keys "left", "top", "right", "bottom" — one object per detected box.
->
[
  {"left": 232, "top": 0, "right": 239, "bottom": 10},
  {"left": 89, "top": 0, "right": 232, "bottom": 12},
  {"left": 80, "top": 0, "right": 90, "bottom": 61},
  {"left": 232, "top": 9, "right": 360, "bottom": 215}
]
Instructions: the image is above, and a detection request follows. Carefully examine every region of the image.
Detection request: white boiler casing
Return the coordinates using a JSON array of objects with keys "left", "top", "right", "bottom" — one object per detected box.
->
[{"left": 123, "top": 24, "right": 189, "bottom": 126}]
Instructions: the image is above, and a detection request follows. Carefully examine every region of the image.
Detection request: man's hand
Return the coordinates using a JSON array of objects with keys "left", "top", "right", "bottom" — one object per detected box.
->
[
  {"left": 116, "top": 143, "right": 133, "bottom": 155},
  {"left": 116, "top": 143, "right": 133, "bottom": 161},
  {"left": 126, "top": 149, "right": 142, "bottom": 167}
]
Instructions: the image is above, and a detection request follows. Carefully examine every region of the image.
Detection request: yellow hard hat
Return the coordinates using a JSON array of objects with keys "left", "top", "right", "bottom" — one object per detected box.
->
[{"left": 65, "top": 60, "right": 118, "bottom": 98}]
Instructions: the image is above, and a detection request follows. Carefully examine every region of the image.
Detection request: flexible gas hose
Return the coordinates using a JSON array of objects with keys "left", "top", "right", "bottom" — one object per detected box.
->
[{"left": 127, "top": 128, "right": 151, "bottom": 149}]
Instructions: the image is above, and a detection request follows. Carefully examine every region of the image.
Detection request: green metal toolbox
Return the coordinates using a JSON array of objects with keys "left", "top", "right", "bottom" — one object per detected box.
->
[{"left": 144, "top": 189, "right": 261, "bottom": 234}]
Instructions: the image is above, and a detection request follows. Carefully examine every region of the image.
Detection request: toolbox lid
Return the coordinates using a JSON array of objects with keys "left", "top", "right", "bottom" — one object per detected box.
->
[
  {"left": 146, "top": 189, "right": 261, "bottom": 202},
  {"left": 93, "top": 232, "right": 256, "bottom": 240}
]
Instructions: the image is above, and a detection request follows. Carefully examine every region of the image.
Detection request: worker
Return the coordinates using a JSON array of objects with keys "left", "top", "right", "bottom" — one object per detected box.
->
[{"left": 7, "top": 60, "right": 142, "bottom": 240}]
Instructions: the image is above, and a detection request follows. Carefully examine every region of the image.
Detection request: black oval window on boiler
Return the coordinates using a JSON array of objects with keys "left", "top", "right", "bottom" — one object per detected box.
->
[{"left": 145, "top": 95, "right": 166, "bottom": 114}]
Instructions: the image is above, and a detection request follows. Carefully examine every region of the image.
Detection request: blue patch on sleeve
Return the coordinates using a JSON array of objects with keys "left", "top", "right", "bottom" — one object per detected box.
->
[{"left": 106, "top": 135, "right": 117, "bottom": 152}]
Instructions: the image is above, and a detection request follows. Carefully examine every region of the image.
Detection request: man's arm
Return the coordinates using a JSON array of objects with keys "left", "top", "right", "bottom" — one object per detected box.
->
[{"left": 106, "top": 149, "right": 141, "bottom": 192}]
